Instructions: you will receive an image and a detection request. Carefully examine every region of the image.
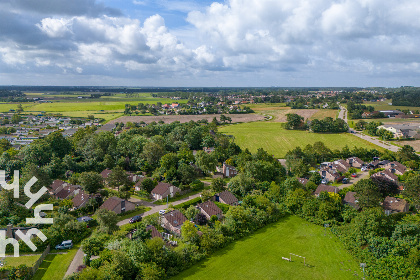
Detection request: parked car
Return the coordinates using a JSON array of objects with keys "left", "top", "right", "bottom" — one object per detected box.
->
[
  {"left": 342, "top": 178, "right": 349, "bottom": 184},
  {"left": 321, "top": 178, "right": 329, "bottom": 184},
  {"left": 159, "top": 210, "right": 166, "bottom": 215},
  {"left": 361, "top": 166, "right": 368, "bottom": 172},
  {"left": 129, "top": 215, "right": 142, "bottom": 224},
  {"left": 351, "top": 173, "right": 357, "bottom": 178},
  {"left": 55, "top": 240, "right": 73, "bottom": 250}
]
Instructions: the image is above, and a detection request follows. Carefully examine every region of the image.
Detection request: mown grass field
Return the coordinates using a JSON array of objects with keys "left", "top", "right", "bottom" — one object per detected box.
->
[
  {"left": 172, "top": 215, "right": 361, "bottom": 280},
  {"left": 33, "top": 246, "right": 80, "bottom": 280},
  {"left": 219, "top": 122, "right": 383, "bottom": 158},
  {"left": 249, "top": 104, "right": 338, "bottom": 122},
  {"left": 3, "top": 254, "right": 40, "bottom": 267}
]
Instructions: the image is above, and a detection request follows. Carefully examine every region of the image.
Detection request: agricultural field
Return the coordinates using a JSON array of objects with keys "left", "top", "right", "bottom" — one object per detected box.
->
[
  {"left": 172, "top": 215, "right": 361, "bottom": 280},
  {"left": 219, "top": 122, "right": 383, "bottom": 158},
  {"left": 249, "top": 104, "right": 338, "bottom": 122},
  {"left": 109, "top": 114, "right": 266, "bottom": 124},
  {"left": 0, "top": 92, "right": 188, "bottom": 121},
  {"left": 364, "top": 100, "right": 420, "bottom": 112}
]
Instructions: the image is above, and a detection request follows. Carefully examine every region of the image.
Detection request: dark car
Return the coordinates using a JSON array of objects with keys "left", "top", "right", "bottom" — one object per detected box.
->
[
  {"left": 129, "top": 215, "right": 142, "bottom": 224},
  {"left": 342, "top": 178, "right": 349, "bottom": 184}
]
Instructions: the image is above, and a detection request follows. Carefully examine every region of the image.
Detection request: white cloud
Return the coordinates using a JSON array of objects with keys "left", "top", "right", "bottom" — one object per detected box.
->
[{"left": 37, "top": 18, "right": 72, "bottom": 38}]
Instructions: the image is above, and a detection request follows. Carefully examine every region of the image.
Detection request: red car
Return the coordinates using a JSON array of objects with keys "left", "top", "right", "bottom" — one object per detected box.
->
[{"left": 351, "top": 173, "right": 357, "bottom": 178}]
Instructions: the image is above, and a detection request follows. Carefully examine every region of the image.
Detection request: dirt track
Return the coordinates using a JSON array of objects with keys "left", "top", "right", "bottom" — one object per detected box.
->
[{"left": 109, "top": 114, "right": 265, "bottom": 124}]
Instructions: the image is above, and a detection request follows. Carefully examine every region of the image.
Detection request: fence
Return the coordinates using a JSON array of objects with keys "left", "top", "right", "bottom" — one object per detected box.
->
[{"left": 32, "top": 245, "right": 50, "bottom": 275}]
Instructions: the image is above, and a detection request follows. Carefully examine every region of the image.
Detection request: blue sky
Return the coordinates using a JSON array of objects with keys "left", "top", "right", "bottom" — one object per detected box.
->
[{"left": 1, "top": 0, "right": 420, "bottom": 87}]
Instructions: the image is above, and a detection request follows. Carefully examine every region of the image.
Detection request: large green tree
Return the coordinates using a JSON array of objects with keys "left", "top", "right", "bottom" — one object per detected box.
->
[{"left": 354, "top": 179, "right": 382, "bottom": 209}]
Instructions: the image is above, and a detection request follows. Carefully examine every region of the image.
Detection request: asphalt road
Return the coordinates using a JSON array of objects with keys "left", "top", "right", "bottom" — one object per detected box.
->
[{"left": 338, "top": 106, "right": 400, "bottom": 152}]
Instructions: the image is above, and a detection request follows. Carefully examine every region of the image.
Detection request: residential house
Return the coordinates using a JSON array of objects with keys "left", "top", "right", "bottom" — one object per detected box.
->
[
  {"left": 376, "top": 124, "right": 420, "bottom": 139},
  {"left": 333, "top": 159, "right": 350, "bottom": 172},
  {"left": 161, "top": 210, "right": 187, "bottom": 235},
  {"left": 222, "top": 162, "right": 237, "bottom": 178},
  {"left": 99, "top": 196, "right": 136, "bottom": 214},
  {"left": 151, "top": 182, "right": 181, "bottom": 201},
  {"left": 384, "top": 161, "right": 407, "bottom": 175},
  {"left": 214, "top": 191, "right": 238, "bottom": 206},
  {"left": 72, "top": 190, "right": 91, "bottom": 209},
  {"left": 134, "top": 177, "right": 151, "bottom": 191},
  {"left": 346, "top": 157, "right": 364, "bottom": 168},
  {"left": 383, "top": 196, "right": 409, "bottom": 215},
  {"left": 343, "top": 191, "right": 360, "bottom": 210},
  {"left": 55, "top": 185, "right": 81, "bottom": 200},
  {"left": 371, "top": 170, "right": 398, "bottom": 182},
  {"left": 196, "top": 201, "right": 223, "bottom": 220},
  {"left": 146, "top": 225, "right": 163, "bottom": 239},
  {"left": 319, "top": 167, "right": 340, "bottom": 182},
  {"left": 49, "top": 179, "right": 68, "bottom": 195},
  {"left": 314, "top": 184, "right": 340, "bottom": 197},
  {"left": 100, "top": 169, "right": 112, "bottom": 180}
]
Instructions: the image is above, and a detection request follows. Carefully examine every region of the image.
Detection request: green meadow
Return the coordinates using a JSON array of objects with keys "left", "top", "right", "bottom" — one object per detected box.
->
[
  {"left": 172, "top": 215, "right": 361, "bottom": 280},
  {"left": 219, "top": 122, "right": 383, "bottom": 158}
]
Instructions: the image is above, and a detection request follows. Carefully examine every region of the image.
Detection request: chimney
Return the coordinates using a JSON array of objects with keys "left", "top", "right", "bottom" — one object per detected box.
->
[{"left": 6, "top": 224, "right": 13, "bottom": 238}]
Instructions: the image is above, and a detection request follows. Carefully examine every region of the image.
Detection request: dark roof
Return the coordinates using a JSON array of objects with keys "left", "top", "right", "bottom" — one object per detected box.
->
[
  {"left": 314, "top": 184, "right": 339, "bottom": 195},
  {"left": 50, "top": 179, "right": 66, "bottom": 192},
  {"left": 386, "top": 161, "right": 407, "bottom": 174},
  {"left": 383, "top": 196, "right": 408, "bottom": 212},
  {"left": 216, "top": 191, "right": 238, "bottom": 205},
  {"left": 72, "top": 190, "right": 90, "bottom": 208},
  {"left": 197, "top": 201, "right": 223, "bottom": 217},
  {"left": 99, "top": 196, "right": 124, "bottom": 211},
  {"left": 371, "top": 169, "right": 398, "bottom": 181},
  {"left": 146, "top": 225, "right": 163, "bottom": 239},
  {"left": 162, "top": 210, "right": 187, "bottom": 228},
  {"left": 151, "top": 182, "right": 172, "bottom": 195},
  {"left": 100, "top": 169, "right": 112, "bottom": 179},
  {"left": 343, "top": 192, "right": 360, "bottom": 210},
  {"left": 55, "top": 185, "right": 77, "bottom": 199}
]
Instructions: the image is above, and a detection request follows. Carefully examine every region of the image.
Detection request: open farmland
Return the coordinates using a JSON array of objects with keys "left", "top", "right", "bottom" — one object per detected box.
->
[
  {"left": 171, "top": 215, "right": 361, "bottom": 280},
  {"left": 219, "top": 122, "right": 383, "bottom": 158},
  {"left": 249, "top": 104, "right": 338, "bottom": 122},
  {"left": 109, "top": 114, "right": 266, "bottom": 124},
  {"left": 364, "top": 100, "right": 420, "bottom": 112}
]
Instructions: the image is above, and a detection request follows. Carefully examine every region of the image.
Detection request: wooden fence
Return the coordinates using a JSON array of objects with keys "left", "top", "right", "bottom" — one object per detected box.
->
[{"left": 32, "top": 245, "right": 50, "bottom": 275}]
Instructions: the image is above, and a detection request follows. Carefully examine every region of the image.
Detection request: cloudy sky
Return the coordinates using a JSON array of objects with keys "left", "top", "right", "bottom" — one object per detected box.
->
[{"left": 1, "top": 0, "right": 420, "bottom": 87}]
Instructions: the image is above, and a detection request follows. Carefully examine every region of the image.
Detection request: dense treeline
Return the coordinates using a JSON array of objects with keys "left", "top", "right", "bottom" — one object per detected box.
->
[
  {"left": 388, "top": 87, "right": 420, "bottom": 107},
  {"left": 285, "top": 114, "right": 348, "bottom": 133}
]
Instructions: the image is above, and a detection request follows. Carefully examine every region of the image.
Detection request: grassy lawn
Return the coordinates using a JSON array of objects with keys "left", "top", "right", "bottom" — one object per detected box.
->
[
  {"left": 117, "top": 206, "right": 152, "bottom": 221},
  {"left": 171, "top": 215, "right": 361, "bottom": 280},
  {"left": 219, "top": 122, "right": 384, "bottom": 158},
  {"left": 33, "top": 245, "right": 80, "bottom": 280},
  {"left": 3, "top": 254, "right": 40, "bottom": 267}
]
